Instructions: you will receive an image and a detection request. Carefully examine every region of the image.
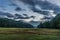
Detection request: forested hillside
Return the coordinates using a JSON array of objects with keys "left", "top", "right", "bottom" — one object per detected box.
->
[
  {"left": 38, "top": 14, "right": 60, "bottom": 29},
  {"left": 0, "top": 18, "right": 33, "bottom": 28}
]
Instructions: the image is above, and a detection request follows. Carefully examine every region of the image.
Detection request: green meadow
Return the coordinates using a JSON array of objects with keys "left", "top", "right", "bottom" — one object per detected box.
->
[{"left": 0, "top": 28, "right": 59, "bottom": 40}]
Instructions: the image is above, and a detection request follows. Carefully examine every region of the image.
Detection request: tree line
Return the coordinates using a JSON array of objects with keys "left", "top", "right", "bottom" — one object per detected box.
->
[
  {"left": 38, "top": 14, "right": 60, "bottom": 29},
  {"left": 0, "top": 14, "right": 60, "bottom": 29},
  {"left": 0, "top": 18, "right": 33, "bottom": 28}
]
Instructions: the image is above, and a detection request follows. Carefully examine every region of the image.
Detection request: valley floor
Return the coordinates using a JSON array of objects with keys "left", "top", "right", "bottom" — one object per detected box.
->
[{"left": 0, "top": 28, "right": 59, "bottom": 40}]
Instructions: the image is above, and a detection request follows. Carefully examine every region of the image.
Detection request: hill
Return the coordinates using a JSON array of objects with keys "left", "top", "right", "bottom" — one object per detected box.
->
[{"left": 0, "top": 18, "right": 33, "bottom": 28}]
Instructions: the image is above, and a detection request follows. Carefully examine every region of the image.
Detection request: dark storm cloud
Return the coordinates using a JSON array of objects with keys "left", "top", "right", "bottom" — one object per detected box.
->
[
  {"left": 0, "top": 12, "right": 14, "bottom": 17},
  {"left": 19, "top": 0, "right": 35, "bottom": 6},
  {"left": 15, "top": 14, "right": 30, "bottom": 19},
  {"left": 20, "top": 0, "right": 60, "bottom": 13},
  {"left": 15, "top": 7, "right": 21, "bottom": 11},
  {"left": 23, "top": 14, "right": 28, "bottom": 17}
]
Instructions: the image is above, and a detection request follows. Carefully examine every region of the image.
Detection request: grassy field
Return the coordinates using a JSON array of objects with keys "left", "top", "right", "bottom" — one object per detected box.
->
[{"left": 0, "top": 28, "right": 59, "bottom": 40}]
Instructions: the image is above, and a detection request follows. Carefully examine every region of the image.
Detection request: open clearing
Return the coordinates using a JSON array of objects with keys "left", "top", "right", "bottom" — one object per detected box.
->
[{"left": 0, "top": 28, "right": 59, "bottom": 40}]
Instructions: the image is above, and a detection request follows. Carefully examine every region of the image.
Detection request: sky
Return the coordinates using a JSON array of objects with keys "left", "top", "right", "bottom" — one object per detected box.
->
[
  {"left": 47, "top": 0, "right": 60, "bottom": 6},
  {"left": 0, "top": 0, "right": 60, "bottom": 7},
  {"left": 0, "top": 0, "right": 59, "bottom": 21},
  {"left": 0, "top": 0, "right": 59, "bottom": 26}
]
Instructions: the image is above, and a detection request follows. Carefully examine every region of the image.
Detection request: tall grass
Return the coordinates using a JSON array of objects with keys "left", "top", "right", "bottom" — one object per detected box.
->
[{"left": 0, "top": 28, "right": 59, "bottom": 40}]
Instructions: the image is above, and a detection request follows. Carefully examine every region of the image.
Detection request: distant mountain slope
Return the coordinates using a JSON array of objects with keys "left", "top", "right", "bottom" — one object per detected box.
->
[
  {"left": 38, "top": 14, "right": 60, "bottom": 29},
  {"left": 0, "top": 18, "right": 33, "bottom": 28}
]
